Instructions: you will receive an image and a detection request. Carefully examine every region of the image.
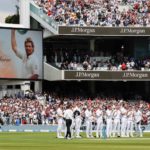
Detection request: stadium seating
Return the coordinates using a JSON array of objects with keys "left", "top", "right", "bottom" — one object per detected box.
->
[{"left": 33, "top": 0, "right": 150, "bottom": 27}]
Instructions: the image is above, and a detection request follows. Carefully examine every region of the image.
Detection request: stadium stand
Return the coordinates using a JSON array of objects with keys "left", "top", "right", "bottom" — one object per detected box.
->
[
  {"left": 45, "top": 48, "right": 150, "bottom": 71},
  {"left": 33, "top": 0, "right": 150, "bottom": 27},
  {"left": 1, "top": 0, "right": 150, "bottom": 137},
  {"left": 0, "top": 92, "right": 149, "bottom": 126}
]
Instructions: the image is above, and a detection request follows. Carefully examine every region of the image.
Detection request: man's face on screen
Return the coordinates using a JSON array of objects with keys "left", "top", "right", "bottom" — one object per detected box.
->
[{"left": 25, "top": 42, "right": 34, "bottom": 56}]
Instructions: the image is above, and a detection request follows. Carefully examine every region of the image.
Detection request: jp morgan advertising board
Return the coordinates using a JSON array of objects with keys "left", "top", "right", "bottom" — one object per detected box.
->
[
  {"left": 59, "top": 26, "right": 150, "bottom": 36},
  {"left": 0, "top": 28, "right": 43, "bottom": 80},
  {"left": 64, "top": 71, "right": 150, "bottom": 81}
]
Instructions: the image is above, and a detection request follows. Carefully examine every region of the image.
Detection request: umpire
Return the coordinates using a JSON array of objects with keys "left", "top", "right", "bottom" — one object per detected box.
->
[{"left": 64, "top": 104, "right": 73, "bottom": 139}]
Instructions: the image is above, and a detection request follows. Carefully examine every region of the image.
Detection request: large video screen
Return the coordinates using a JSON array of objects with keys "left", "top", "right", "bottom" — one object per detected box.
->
[
  {"left": 0, "top": 0, "right": 29, "bottom": 28},
  {"left": 0, "top": 28, "right": 43, "bottom": 80}
]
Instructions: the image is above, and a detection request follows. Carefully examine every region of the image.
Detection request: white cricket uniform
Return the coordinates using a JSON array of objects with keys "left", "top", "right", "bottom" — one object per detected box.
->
[
  {"left": 127, "top": 110, "right": 134, "bottom": 137},
  {"left": 113, "top": 109, "right": 121, "bottom": 137},
  {"left": 134, "top": 110, "right": 143, "bottom": 137},
  {"left": 106, "top": 109, "right": 113, "bottom": 138},
  {"left": 85, "top": 109, "right": 93, "bottom": 138},
  {"left": 56, "top": 108, "right": 64, "bottom": 138},
  {"left": 96, "top": 109, "right": 103, "bottom": 138},
  {"left": 120, "top": 107, "right": 127, "bottom": 137},
  {"left": 16, "top": 51, "right": 39, "bottom": 78},
  {"left": 70, "top": 116, "right": 75, "bottom": 138},
  {"left": 73, "top": 107, "right": 82, "bottom": 138}
]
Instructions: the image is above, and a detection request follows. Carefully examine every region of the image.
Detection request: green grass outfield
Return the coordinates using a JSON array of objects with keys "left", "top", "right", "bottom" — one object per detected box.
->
[{"left": 0, "top": 132, "right": 150, "bottom": 150}]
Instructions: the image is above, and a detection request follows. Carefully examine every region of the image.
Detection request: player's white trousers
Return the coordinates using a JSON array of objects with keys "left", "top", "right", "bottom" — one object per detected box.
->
[
  {"left": 135, "top": 121, "right": 143, "bottom": 137},
  {"left": 71, "top": 119, "right": 75, "bottom": 137},
  {"left": 96, "top": 118, "right": 103, "bottom": 138},
  {"left": 127, "top": 120, "right": 134, "bottom": 137},
  {"left": 121, "top": 118, "right": 127, "bottom": 137},
  {"left": 75, "top": 117, "right": 82, "bottom": 137},
  {"left": 106, "top": 119, "right": 112, "bottom": 138},
  {"left": 57, "top": 118, "right": 63, "bottom": 137},
  {"left": 86, "top": 120, "right": 93, "bottom": 137},
  {"left": 113, "top": 119, "right": 120, "bottom": 137}
]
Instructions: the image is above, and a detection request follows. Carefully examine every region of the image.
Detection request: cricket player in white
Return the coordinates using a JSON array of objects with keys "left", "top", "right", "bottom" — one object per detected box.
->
[
  {"left": 134, "top": 107, "right": 143, "bottom": 137},
  {"left": 85, "top": 106, "right": 94, "bottom": 138},
  {"left": 11, "top": 29, "right": 39, "bottom": 79},
  {"left": 106, "top": 106, "right": 113, "bottom": 138},
  {"left": 126, "top": 106, "right": 134, "bottom": 137},
  {"left": 96, "top": 105, "right": 103, "bottom": 138},
  {"left": 71, "top": 105, "right": 76, "bottom": 138},
  {"left": 56, "top": 104, "right": 64, "bottom": 138},
  {"left": 73, "top": 103, "right": 82, "bottom": 138},
  {"left": 120, "top": 104, "right": 128, "bottom": 137},
  {"left": 112, "top": 105, "right": 121, "bottom": 137}
]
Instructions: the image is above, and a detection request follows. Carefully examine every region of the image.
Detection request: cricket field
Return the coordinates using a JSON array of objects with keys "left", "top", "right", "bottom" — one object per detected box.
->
[{"left": 0, "top": 132, "right": 150, "bottom": 150}]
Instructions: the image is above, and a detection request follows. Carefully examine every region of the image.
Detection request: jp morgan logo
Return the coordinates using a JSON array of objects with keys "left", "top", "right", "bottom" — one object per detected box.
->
[
  {"left": 71, "top": 27, "right": 96, "bottom": 34},
  {"left": 75, "top": 72, "right": 100, "bottom": 79},
  {"left": 120, "top": 28, "right": 146, "bottom": 35},
  {"left": 123, "top": 72, "right": 148, "bottom": 79}
]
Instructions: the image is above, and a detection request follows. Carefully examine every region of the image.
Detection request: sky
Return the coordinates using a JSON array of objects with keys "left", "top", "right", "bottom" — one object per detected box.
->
[{"left": 0, "top": 0, "right": 18, "bottom": 23}]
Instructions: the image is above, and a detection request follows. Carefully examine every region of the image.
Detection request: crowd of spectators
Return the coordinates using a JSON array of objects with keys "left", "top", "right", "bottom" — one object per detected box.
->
[
  {"left": 0, "top": 92, "right": 150, "bottom": 126},
  {"left": 60, "top": 56, "right": 150, "bottom": 71},
  {"left": 0, "top": 92, "right": 46, "bottom": 126},
  {"left": 33, "top": 0, "right": 150, "bottom": 27},
  {"left": 45, "top": 49, "right": 150, "bottom": 71}
]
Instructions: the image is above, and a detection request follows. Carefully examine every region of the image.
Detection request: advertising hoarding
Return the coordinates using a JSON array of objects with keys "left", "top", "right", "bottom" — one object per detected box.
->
[
  {"left": 59, "top": 26, "right": 150, "bottom": 36},
  {"left": 64, "top": 71, "right": 150, "bottom": 81}
]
